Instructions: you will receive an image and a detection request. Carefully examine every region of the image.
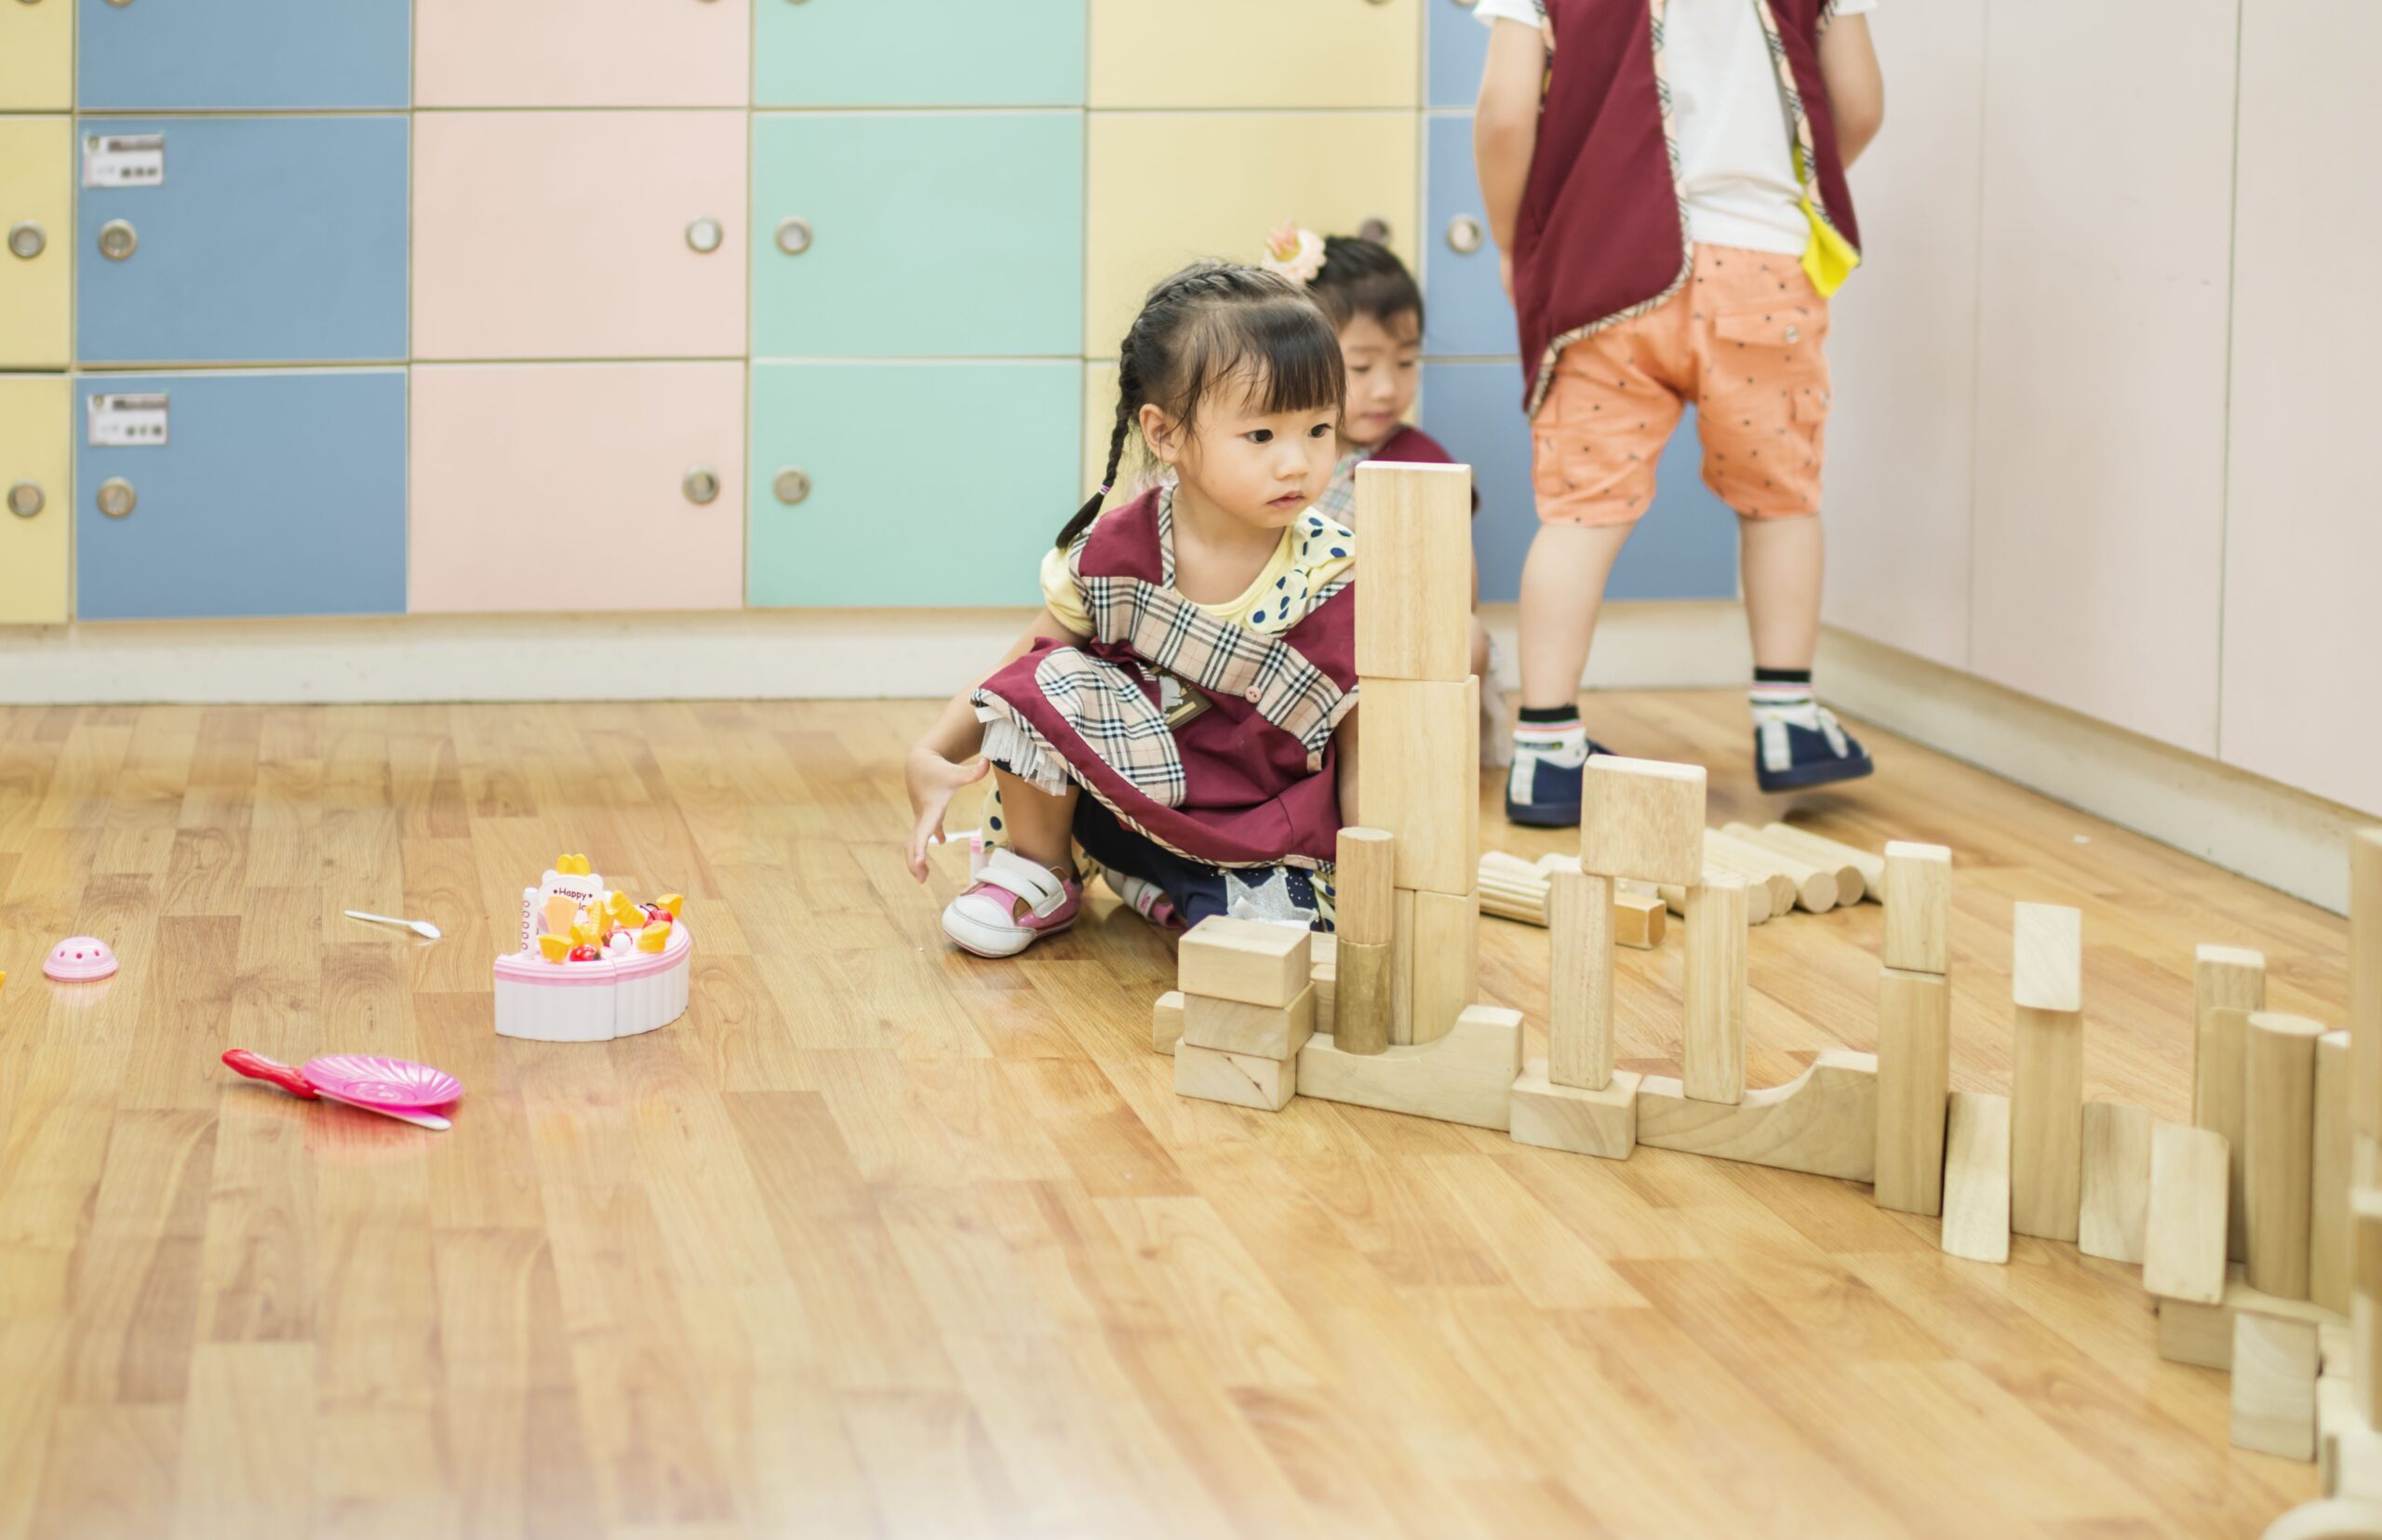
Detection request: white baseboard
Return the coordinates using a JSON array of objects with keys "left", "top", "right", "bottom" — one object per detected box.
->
[
  {"left": 0, "top": 599, "right": 1753, "bottom": 708},
  {"left": 1819, "top": 626, "right": 2374, "bottom": 914}
]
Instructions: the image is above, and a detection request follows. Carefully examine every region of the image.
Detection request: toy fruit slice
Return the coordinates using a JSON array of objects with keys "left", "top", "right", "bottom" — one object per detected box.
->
[
  {"left": 635, "top": 924, "right": 670, "bottom": 953},
  {"left": 537, "top": 933, "right": 573, "bottom": 963}
]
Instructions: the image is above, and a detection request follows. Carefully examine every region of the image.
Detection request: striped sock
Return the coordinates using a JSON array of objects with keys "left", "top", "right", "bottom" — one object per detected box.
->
[
  {"left": 1750, "top": 672, "right": 1819, "bottom": 728},
  {"left": 1513, "top": 709, "right": 1589, "bottom": 767}
]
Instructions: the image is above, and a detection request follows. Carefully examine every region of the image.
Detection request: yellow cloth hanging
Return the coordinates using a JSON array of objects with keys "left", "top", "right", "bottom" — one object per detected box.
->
[{"left": 1794, "top": 145, "right": 1860, "bottom": 297}]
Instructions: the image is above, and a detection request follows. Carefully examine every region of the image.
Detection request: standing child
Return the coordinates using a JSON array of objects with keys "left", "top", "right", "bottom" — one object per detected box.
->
[
  {"left": 1474, "top": 0, "right": 1886, "bottom": 824},
  {"left": 1261, "top": 223, "right": 1505, "bottom": 763},
  {"left": 903, "top": 262, "right": 1361, "bottom": 957}
]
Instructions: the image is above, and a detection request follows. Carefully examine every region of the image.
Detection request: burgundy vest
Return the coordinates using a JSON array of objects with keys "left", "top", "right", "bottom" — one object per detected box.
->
[{"left": 1513, "top": 0, "right": 1861, "bottom": 414}]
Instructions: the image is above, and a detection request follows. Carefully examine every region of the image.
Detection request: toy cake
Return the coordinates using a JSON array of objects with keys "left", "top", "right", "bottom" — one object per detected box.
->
[{"left": 493, "top": 853, "right": 691, "bottom": 1042}]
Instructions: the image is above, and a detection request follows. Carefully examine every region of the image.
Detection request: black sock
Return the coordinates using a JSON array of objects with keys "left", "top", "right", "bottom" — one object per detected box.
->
[
  {"left": 1752, "top": 666, "right": 1813, "bottom": 686},
  {"left": 1518, "top": 705, "right": 1581, "bottom": 726}
]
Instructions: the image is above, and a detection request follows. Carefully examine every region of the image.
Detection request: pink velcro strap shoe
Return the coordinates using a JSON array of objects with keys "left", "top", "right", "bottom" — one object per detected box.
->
[{"left": 942, "top": 849, "right": 1082, "bottom": 958}]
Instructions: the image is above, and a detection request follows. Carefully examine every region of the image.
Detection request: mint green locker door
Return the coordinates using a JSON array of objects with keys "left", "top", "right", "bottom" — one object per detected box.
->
[
  {"left": 752, "top": 112, "right": 1082, "bottom": 359},
  {"left": 749, "top": 362, "right": 1081, "bottom": 608},
  {"left": 756, "top": 0, "right": 1084, "bottom": 107}
]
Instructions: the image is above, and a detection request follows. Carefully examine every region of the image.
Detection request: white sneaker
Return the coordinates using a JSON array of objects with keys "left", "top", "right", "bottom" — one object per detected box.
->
[{"left": 941, "top": 849, "right": 1083, "bottom": 958}]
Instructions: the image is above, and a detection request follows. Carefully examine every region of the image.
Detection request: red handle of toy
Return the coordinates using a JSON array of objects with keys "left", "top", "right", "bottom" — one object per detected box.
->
[{"left": 222, "top": 1049, "right": 318, "bottom": 1100}]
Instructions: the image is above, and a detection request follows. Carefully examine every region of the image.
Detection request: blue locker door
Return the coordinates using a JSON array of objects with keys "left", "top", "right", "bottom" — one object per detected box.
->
[
  {"left": 1423, "top": 114, "right": 1517, "bottom": 359},
  {"left": 1428, "top": 0, "right": 1494, "bottom": 108},
  {"left": 78, "top": 0, "right": 411, "bottom": 112},
  {"left": 76, "top": 370, "right": 408, "bottom": 620},
  {"left": 76, "top": 116, "right": 408, "bottom": 365},
  {"left": 1421, "top": 362, "right": 1741, "bottom": 603}
]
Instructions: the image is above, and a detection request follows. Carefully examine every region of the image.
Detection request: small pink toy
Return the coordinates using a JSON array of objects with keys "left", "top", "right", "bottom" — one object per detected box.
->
[
  {"left": 222, "top": 1050, "right": 463, "bottom": 1132},
  {"left": 44, "top": 936, "right": 118, "bottom": 983}
]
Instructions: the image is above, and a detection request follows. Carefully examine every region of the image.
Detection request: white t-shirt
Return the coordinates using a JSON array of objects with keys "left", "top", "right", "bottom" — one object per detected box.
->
[{"left": 1477, "top": 0, "right": 1875, "bottom": 257}]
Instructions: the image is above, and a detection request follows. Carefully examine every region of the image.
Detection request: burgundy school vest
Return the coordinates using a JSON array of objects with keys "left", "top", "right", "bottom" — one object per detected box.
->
[{"left": 1513, "top": 0, "right": 1862, "bottom": 415}]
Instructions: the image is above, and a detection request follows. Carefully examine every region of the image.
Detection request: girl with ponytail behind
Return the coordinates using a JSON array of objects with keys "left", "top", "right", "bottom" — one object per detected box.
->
[{"left": 903, "top": 262, "right": 1365, "bottom": 958}]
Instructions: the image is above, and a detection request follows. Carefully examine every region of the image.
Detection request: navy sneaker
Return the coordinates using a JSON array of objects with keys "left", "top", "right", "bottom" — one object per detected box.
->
[
  {"left": 1753, "top": 701, "right": 1874, "bottom": 793},
  {"left": 1503, "top": 731, "right": 1613, "bottom": 828}
]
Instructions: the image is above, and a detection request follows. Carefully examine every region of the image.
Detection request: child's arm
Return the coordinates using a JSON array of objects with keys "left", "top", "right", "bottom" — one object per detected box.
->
[
  {"left": 904, "top": 607, "right": 1086, "bottom": 881},
  {"left": 1818, "top": 15, "right": 1884, "bottom": 167},
  {"left": 1474, "top": 18, "right": 1550, "bottom": 299}
]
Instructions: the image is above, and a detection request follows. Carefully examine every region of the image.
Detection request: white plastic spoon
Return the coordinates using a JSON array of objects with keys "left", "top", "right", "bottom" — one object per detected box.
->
[{"left": 343, "top": 910, "right": 443, "bottom": 941}]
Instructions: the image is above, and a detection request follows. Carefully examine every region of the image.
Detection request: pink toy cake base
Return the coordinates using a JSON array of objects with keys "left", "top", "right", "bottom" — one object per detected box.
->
[{"left": 493, "top": 921, "right": 692, "bottom": 1043}]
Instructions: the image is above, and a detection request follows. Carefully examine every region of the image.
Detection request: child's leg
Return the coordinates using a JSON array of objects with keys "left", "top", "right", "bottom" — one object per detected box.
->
[
  {"left": 1738, "top": 512, "right": 1823, "bottom": 671},
  {"left": 986, "top": 766, "right": 1078, "bottom": 877},
  {"left": 1517, "top": 523, "right": 1633, "bottom": 708}
]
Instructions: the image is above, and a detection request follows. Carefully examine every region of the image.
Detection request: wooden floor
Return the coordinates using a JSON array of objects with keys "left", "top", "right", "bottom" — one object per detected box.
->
[{"left": 0, "top": 693, "right": 2353, "bottom": 1538}]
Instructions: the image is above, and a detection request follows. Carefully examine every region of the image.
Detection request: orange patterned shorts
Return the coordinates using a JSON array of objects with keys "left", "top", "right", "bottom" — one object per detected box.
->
[{"left": 1531, "top": 244, "right": 1832, "bottom": 526}]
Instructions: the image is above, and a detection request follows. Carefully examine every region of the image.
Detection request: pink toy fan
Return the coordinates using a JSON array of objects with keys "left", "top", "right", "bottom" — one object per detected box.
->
[
  {"left": 222, "top": 1050, "right": 463, "bottom": 1132},
  {"left": 44, "top": 936, "right": 118, "bottom": 982}
]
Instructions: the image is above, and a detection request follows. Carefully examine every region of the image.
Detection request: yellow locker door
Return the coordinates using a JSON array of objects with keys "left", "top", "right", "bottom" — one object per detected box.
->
[
  {"left": 1086, "top": 112, "right": 1419, "bottom": 356},
  {"left": 0, "top": 117, "right": 72, "bottom": 368},
  {"left": 1090, "top": 0, "right": 1422, "bottom": 109},
  {"left": 0, "top": 375, "right": 71, "bottom": 623},
  {"left": 0, "top": 0, "right": 73, "bottom": 111}
]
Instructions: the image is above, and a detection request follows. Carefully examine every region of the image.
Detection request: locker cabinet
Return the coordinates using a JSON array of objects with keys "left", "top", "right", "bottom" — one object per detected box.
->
[
  {"left": 0, "top": 375, "right": 71, "bottom": 624},
  {"left": 409, "top": 363, "right": 745, "bottom": 615},
  {"left": 0, "top": 0, "right": 73, "bottom": 112},
  {"left": 748, "top": 362, "right": 1081, "bottom": 608},
  {"left": 75, "top": 116, "right": 408, "bottom": 366},
  {"left": 76, "top": 0, "right": 411, "bottom": 112},
  {"left": 1090, "top": 0, "right": 1421, "bottom": 109},
  {"left": 1423, "top": 114, "right": 1516, "bottom": 358},
  {"left": 757, "top": 0, "right": 1086, "bottom": 108},
  {"left": 752, "top": 112, "right": 1082, "bottom": 360},
  {"left": 415, "top": 0, "right": 750, "bottom": 108},
  {"left": 0, "top": 117, "right": 72, "bottom": 368},
  {"left": 75, "top": 370, "right": 408, "bottom": 621},
  {"left": 1429, "top": 0, "right": 1495, "bottom": 108}
]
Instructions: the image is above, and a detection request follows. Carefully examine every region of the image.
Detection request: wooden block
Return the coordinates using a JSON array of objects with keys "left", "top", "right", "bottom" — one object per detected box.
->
[
  {"left": 1182, "top": 984, "right": 1315, "bottom": 1061},
  {"left": 1617, "top": 891, "right": 1666, "bottom": 948},
  {"left": 1311, "top": 943, "right": 1334, "bottom": 1034},
  {"left": 1297, "top": 1004, "right": 1523, "bottom": 1132},
  {"left": 2320, "top": 1376, "right": 2354, "bottom": 1494},
  {"left": 2010, "top": 903, "right": 2085, "bottom": 1242},
  {"left": 1154, "top": 990, "right": 1184, "bottom": 1055},
  {"left": 2233, "top": 1312, "right": 2320, "bottom": 1460},
  {"left": 2197, "top": 943, "right": 2268, "bottom": 1260},
  {"left": 1727, "top": 821, "right": 1866, "bottom": 904},
  {"left": 1697, "top": 832, "right": 1798, "bottom": 917},
  {"left": 2146, "top": 1122, "right": 2230, "bottom": 1305},
  {"left": 1636, "top": 1050, "right": 1878, "bottom": 1182},
  {"left": 2355, "top": 831, "right": 2382, "bottom": 1142},
  {"left": 2249, "top": 1011, "right": 2327, "bottom": 1300},
  {"left": 1333, "top": 827, "right": 1396, "bottom": 946},
  {"left": 1332, "top": 939, "right": 1390, "bottom": 1057},
  {"left": 1389, "top": 888, "right": 1414, "bottom": 1045},
  {"left": 1178, "top": 917, "right": 1310, "bottom": 1007},
  {"left": 1681, "top": 876, "right": 1747, "bottom": 1105},
  {"left": 1510, "top": 1062, "right": 1639, "bottom": 1159},
  {"left": 1881, "top": 841, "right": 1953, "bottom": 974},
  {"left": 2354, "top": 1189, "right": 2382, "bottom": 1430},
  {"left": 2327, "top": 1320, "right": 2355, "bottom": 1378},
  {"left": 1875, "top": 966, "right": 1951, "bottom": 1217},
  {"left": 1409, "top": 887, "right": 1479, "bottom": 1047},
  {"left": 1660, "top": 875, "right": 1773, "bottom": 926},
  {"left": 2317, "top": 1031, "right": 2355, "bottom": 1314},
  {"left": 1547, "top": 867, "right": 1615, "bottom": 1091},
  {"left": 1174, "top": 1041, "right": 1296, "bottom": 1112},
  {"left": 1707, "top": 828, "right": 1838, "bottom": 913},
  {"left": 1355, "top": 676, "right": 1479, "bottom": 895},
  {"left": 1760, "top": 821, "right": 1887, "bottom": 899},
  {"left": 2159, "top": 1296, "right": 2232, "bottom": 1369},
  {"left": 1352, "top": 460, "right": 1474, "bottom": 682},
  {"left": 1941, "top": 1091, "right": 2012, "bottom": 1264},
  {"left": 2079, "top": 1099, "right": 2155, "bottom": 1265},
  {"left": 1580, "top": 756, "right": 1706, "bottom": 888}
]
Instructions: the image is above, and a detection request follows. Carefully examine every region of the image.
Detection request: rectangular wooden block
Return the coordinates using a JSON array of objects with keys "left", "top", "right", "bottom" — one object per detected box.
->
[
  {"left": 2159, "top": 1297, "right": 2232, "bottom": 1370},
  {"left": 2011, "top": 1001, "right": 2083, "bottom": 1242},
  {"left": 2246, "top": 1011, "right": 2325, "bottom": 1301},
  {"left": 2012, "top": 902, "right": 2083, "bottom": 1013},
  {"left": 2357, "top": 1190, "right": 2382, "bottom": 1431},
  {"left": 1332, "top": 938, "right": 1390, "bottom": 1056},
  {"left": 1154, "top": 990, "right": 1184, "bottom": 1055},
  {"left": 2314, "top": 1030, "right": 2353, "bottom": 1314},
  {"left": 1618, "top": 891, "right": 1666, "bottom": 948},
  {"left": 2232, "top": 1313, "right": 2319, "bottom": 1460},
  {"left": 1177, "top": 916, "right": 1311, "bottom": 1007},
  {"left": 1941, "top": 1091, "right": 2012, "bottom": 1265},
  {"left": 1352, "top": 460, "right": 1475, "bottom": 682},
  {"left": 1580, "top": 756, "right": 1706, "bottom": 889},
  {"left": 1510, "top": 1062, "right": 1639, "bottom": 1159},
  {"left": 2155, "top": 1266, "right": 2352, "bottom": 1371},
  {"left": 2196, "top": 943, "right": 2268, "bottom": 1260},
  {"left": 1408, "top": 887, "right": 1479, "bottom": 1046},
  {"left": 1174, "top": 1041, "right": 1295, "bottom": 1112},
  {"left": 1875, "top": 966, "right": 1951, "bottom": 1217},
  {"left": 1881, "top": 840, "right": 1953, "bottom": 974},
  {"left": 1182, "top": 984, "right": 1315, "bottom": 1061},
  {"left": 2079, "top": 1099, "right": 2155, "bottom": 1265},
  {"left": 1297, "top": 1004, "right": 1522, "bottom": 1132},
  {"left": 1355, "top": 676, "right": 1479, "bottom": 895},
  {"left": 1334, "top": 826, "right": 1396, "bottom": 946},
  {"left": 2145, "top": 1122, "right": 2230, "bottom": 1305},
  {"left": 1547, "top": 867, "right": 1615, "bottom": 1091},
  {"left": 1635, "top": 1051, "right": 1877, "bottom": 1183},
  {"left": 2354, "top": 830, "right": 2381, "bottom": 1142},
  {"left": 1681, "top": 876, "right": 1747, "bottom": 1105},
  {"left": 1389, "top": 887, "right": 1415, "bottom": 1045}
]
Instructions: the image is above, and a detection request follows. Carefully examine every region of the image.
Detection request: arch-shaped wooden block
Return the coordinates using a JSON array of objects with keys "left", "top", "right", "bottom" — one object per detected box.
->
[{"left": 1635, "top": 1050, "right": 1880, "bottom": 1182}]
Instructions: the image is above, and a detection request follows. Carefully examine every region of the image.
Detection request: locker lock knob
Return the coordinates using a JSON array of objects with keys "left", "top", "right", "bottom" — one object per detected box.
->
[
  {"left": 775, "top": 217, "right": 813, "bottom": 257},
  {"left": 772, "top": 468, "right": 811, "bottom": 505},
  {"left": 685, "top": 217, "right": 723, "bottom": 255},
  {"left": 98, "top": 219, "right": 137, "bottom": 261},
  {"left": 682, "top": 468, "right": 720, "bottom": 505},
  {"left": 7, "top": 221, "right": 43, "bottom": 261},
  {"left": 6, "top": 482, "right": 42, "bottom": 519},
  {"left": 96, "top": 478, "right": 136, "bottom": 519},
  {"left": 1445, "top": 215, "right": 1484, "bottom": 256}
]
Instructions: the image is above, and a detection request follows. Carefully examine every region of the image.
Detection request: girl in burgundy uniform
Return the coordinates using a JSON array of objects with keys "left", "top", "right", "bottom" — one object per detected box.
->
[{"left": 903, "top": 262, "right": 1362, "bottom": 958}]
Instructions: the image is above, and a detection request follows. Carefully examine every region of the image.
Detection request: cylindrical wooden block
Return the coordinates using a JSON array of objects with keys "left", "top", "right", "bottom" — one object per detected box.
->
[
  {"left": 1725, "top": 822, "right": 1863, "bottom": 904},
  {"left": 1706, "top": 828, "right": 1837, "bottom": 913},
  {"left": 1876, "top": 966, "right": 1951, "bottom": 1216},
  {"left": 2245, "top": 1011, "right": 2325, "bottom": 1300},
  {"left": 2193, "top": 944, "right": 2266, "bottom": 1262},
  {"left": 1681, "top": 874, "right": 1747, "bottom": 1105},
  {"left": 2353, "top": 1188, "right": 2382, "bottom": 1428},
  {"left": 1335, "top": 827, "right": 1397, "bottom": 946},
  {"left": 2314, "top": 1030, "right": 2354, "bottom": 1314},
  {"left": 1548, "top": 868, "right": 1615, "bottom": 1091},
  {"left": 2354, "top": 831, "right": 2382, "bottom": 1142},
  {"left": 1334, "top": 939, "right": 1392, "bottom": 1056}
]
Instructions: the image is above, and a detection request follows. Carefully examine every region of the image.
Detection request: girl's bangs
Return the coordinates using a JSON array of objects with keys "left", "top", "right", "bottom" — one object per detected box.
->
[{"left": 1194, "top": 299, "right": 1347, "bottom": 421}]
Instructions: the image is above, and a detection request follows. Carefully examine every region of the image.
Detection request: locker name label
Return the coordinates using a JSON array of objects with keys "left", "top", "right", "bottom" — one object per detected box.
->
[
  {"left": 82, "top": 134, "right": 166, "bottom": 189},
  {"left": 88, "top": 394, "right": 169, "bottom": 449}
]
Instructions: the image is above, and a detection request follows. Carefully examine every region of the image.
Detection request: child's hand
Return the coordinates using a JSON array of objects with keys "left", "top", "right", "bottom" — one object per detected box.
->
[{"left": 904, "top": 746, "right": 991, "bottom": 883}]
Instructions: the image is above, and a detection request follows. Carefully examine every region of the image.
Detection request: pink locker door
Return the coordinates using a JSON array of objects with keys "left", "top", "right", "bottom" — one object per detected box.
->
[
  {"left": 409, "top": 362, "right": 744, "bottom": 613},
  {"left": 412, "top": 111, "right": 746, "bottom": 360},
  {"left": 415, "top": 0, "right": 751, "bottom": 108}
]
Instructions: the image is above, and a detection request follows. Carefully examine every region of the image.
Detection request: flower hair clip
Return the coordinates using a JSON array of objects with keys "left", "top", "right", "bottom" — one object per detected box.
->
[{"left": 1260, "top": 222, "right": 1326, "bottom": 288}]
